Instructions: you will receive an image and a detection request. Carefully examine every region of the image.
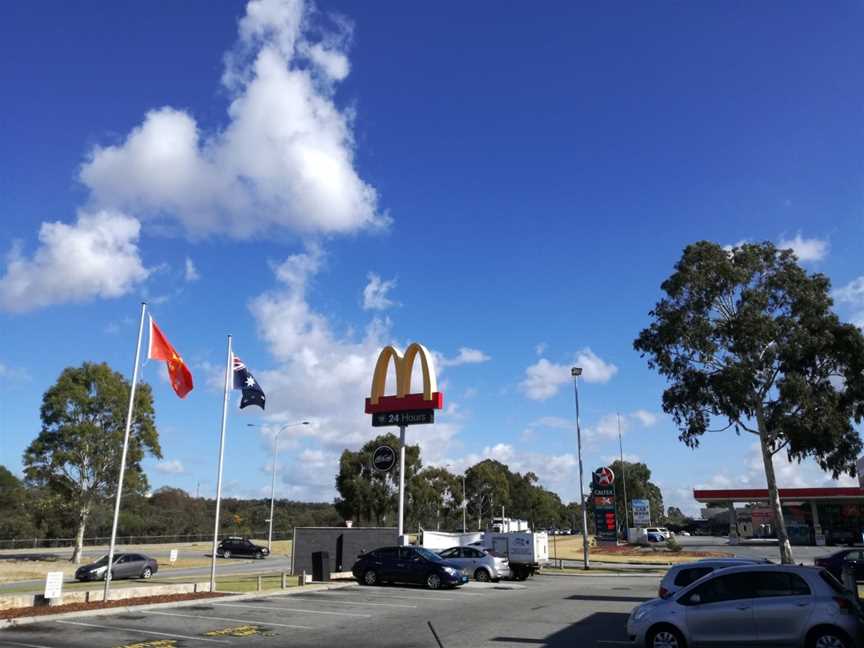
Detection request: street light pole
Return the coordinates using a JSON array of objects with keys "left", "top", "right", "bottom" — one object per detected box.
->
[
  {"left": 248, "top": 421, "right": 309, "bottom": 552},
  {"left": 462, "top": 474, "right": 467, "bottom": 533},
  {"left": 617, "top": 412, "right": 629, "bottom": 538},
  {"left": 572, "top": 367, "right": 589, "bottom": 570}
]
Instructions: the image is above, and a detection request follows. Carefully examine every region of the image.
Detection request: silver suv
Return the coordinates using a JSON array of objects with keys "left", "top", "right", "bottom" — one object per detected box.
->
[
  {"left": 658, "top": 558, "right": 772, "bottom": 599},
  {"left": 627, "top": 564, "right": 864, "bottom": 648}
]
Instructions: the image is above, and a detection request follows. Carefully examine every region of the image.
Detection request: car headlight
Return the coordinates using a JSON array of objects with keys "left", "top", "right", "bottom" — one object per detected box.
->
[
  {"left": 90, "top": 566, "right": 107, "bottom": 575},
  {"left": 443, "top": 567, "right": 457, "bottom": 575},
  {"left": 633, "top": 606, "right": 652, "bottom": 622}
]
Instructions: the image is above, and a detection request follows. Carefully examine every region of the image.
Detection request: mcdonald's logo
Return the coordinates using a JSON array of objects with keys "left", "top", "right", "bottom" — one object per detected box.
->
[{"left": 365, "top": 343, "right": 444, "bottom": 414}]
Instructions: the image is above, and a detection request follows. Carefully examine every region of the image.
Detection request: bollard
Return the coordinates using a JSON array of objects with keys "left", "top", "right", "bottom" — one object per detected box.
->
[
  {"left": 282, "top": 572, "right": 287, "bottom": 589},
  {"left": 257, "top": 575, "right": 262, "bottom": 591}
]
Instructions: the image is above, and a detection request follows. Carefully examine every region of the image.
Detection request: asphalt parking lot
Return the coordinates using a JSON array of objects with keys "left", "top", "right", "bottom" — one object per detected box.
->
[{"left": 0, "top": 573, "right": 660, "bottom": 647}]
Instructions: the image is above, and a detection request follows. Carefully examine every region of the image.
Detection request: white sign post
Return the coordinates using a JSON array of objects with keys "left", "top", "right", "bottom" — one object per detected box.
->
[
  {"left": 632, "top": 499, "right": 651, "bottom": 527},
  {"left": 44, "top": 571, "right": 64, "bottom": 602},
  {"left": 169, "top": 549, "right": 178, "bottom": 564}
]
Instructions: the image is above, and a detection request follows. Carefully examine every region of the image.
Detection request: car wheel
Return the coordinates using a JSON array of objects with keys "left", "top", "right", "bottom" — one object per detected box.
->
[
  {"left": 363, "top": 569, "right": 378, "bottom": 586},
  {"left": 426, "top": 573, "right": 442, "bottom": 590},
  {"left": 141, "top": 567, "right": 152, "bottom": 579},
  {"left": 809, "top": 629, "right": 851, "bottom": 648},
  {"left": 648, "top": 625, "right": 686, "bottom": 648},
  {"left": 474, "top": 568, "right": 491, "bottom": 583},
  {"left": 222, "top": 550, "right": 231, "bottom": 559},
  {"left": 257, "top": 553, "right": 265, "bottom": 560}
]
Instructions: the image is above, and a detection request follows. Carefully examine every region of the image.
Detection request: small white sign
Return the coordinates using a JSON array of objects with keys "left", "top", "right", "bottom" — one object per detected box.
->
[
  {"left": 632, "top": 499, "right": 651, "bottom": 526},
  {"left": 169, "top": 549, "right": 178, "bottom": 564},
  {"left": 44, "top": 571, "right": 64, "bottom": 599}
]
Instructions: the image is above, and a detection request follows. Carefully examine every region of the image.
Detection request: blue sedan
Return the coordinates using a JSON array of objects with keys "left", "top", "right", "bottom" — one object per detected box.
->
[{"left": 352, "top": 546, "right": 468, "bottom": 589}]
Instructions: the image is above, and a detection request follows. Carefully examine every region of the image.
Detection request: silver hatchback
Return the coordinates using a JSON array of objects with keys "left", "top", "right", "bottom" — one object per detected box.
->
[
  {"left": 658, "top": 558, "right": 772, "bottom": 599},
  {"left": 628, "top": 564, "right": 864, "bottom": 648},
  {"left": 436, "top": 546, "right": 510, "bottom": 582}
]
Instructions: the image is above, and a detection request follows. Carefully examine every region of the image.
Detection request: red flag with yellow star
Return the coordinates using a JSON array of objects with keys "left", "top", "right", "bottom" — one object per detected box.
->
[{"left": 147, "top": 316, "right": 194, "bottom": 398}]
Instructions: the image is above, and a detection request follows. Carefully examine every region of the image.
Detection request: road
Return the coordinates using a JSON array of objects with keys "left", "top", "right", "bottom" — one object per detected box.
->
[
  {"left": 0, "top": 544, "right": 292, "bottom": 594},
  {"left": 676, "top": 534, "right": 833, "bottom": 563},
  {"left": 0, "top": 573, "right": 659, "bottom": 647}
]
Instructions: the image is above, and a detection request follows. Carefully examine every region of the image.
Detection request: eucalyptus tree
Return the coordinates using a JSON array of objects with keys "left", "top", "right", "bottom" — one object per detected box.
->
[{"left": 635, "top": 241, "right": 864, "bottom": 563}]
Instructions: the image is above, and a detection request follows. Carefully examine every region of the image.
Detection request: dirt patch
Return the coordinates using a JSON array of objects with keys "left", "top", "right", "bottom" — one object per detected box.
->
[{"left": 0, "top": 591, "right": 225, "bottom": 621}]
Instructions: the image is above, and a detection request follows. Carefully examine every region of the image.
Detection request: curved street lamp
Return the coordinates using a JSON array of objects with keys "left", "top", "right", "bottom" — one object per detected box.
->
[{"left": 247, "top": 421, "right": 310, "bottom": 552}]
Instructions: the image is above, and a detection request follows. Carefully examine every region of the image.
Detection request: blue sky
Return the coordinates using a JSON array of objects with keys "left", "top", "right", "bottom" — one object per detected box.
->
[{"left": 2, "top": 0, "right": 863, "bottom": 515}]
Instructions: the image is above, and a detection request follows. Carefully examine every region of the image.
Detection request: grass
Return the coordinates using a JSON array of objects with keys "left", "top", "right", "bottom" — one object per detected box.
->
[
  {"left": 213, "top": 573, "right": 300, "bottom": 593},
  {"left": 547, "top": 534, "right": 729, "bottom": 565}
]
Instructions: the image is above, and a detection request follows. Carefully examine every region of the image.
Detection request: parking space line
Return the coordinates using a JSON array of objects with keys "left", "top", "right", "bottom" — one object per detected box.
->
[
  {"left": 342, "top": 586, "right": 486, "bottom": 597},
  {"left": 212, "top": 603, "right": 371, "bottom": 618},
  {"left": 55, "top": 620, "right": 227, "bottom": 644},
  {"left": 322, "top": 591, "right": 456, "bottom": 602},
  {"left": 0, "top": 641, "right": 57, "bottom": 648},
  {"left": 144, "top": 610, "right": 313, "bottom": 629},
  {"left": 285, "top": 596, "right": 416, "bottom": 608}
]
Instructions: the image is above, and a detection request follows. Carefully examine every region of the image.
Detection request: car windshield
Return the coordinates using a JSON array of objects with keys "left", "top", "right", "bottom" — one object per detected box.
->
[{"left": 414, "top": 548, "right": 441, "bottom": 562}]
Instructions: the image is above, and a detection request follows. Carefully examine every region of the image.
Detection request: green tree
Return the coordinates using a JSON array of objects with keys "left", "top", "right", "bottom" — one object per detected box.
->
[
  {"left": 23, "top": 362, "right": 161, "bottom": 563},
  {"left": 0, "top": 466, "right": 37, "bottom": 540},
  {"left": 409, "top": 466, "right": 460, "bottom": 530},
  {"left": 607, "top": 460, "right": 664, "bottom": 527},
  {"left": 465, "top": 459, "right": 511, "bottom": 530},
  {"left": 634, "top": 241, "right": 864, "bottom": 563},
  {"left": 334, "top": 433, "right": 421, "bottom": 526}
]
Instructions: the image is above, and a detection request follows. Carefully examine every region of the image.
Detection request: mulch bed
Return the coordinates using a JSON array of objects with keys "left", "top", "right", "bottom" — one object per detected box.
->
[
  {"left": 1, "top": 591, "right": 225, "bottom": 621},
  {"left": 591, "top": 544, "right": 729, "bottom": 558}
]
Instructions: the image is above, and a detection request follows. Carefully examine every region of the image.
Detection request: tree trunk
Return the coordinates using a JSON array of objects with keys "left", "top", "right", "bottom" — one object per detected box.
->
[
  {"left": 70, "top": 505, "right": 90, "bottom": 564},
  {"left": 756, "top": 416, "right": 794, "bottom": 564}
]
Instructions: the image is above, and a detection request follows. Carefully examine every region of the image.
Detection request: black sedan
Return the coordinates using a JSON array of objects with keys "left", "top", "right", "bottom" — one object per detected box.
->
[
  {"left": 352, "top": 546, "right": 468, "bottom": 590},
  {"left": 814, "top": 548, "right": 864, "bottom": 580},
  {"left": 216, "top": 536, "right": 269, "bottom": 559},
  {"left": 75, "top": 553, "right": 158, "bottom": 581}
]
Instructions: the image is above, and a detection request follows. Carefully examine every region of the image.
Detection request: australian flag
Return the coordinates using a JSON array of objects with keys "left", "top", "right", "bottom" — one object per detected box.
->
[{"left": 232, "top": 355, "right": 266, "bottom": 410}]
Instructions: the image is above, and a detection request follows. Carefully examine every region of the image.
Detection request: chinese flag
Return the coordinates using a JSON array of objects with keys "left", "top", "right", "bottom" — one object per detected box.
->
[{"left": 148, "top": 317, "right": 194, "bottom": 398}]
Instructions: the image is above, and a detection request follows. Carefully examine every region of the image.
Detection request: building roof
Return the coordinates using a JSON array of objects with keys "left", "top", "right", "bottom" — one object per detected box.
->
[{"left": 693, "top": 487, "right": 864, "bottom": 503}]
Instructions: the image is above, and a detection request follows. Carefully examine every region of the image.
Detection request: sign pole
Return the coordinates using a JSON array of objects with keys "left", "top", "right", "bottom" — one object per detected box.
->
[
  {"left": 617, "top": 413, "right": 629, "bottom": 536},
  {"left": 209, "top": 334, "right": 232, "bottom": 593},
  {"left": 572, "top": 368, "right": 590, "bottom": 570},
  {"left": 397, "top": 423, "right": 406, "bottom": 544},
  {"left": 104, "top": 302, "right": 147, "bottom": 600}
]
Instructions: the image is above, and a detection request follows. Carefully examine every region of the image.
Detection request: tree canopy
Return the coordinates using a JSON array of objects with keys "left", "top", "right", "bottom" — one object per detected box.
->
[
  {"left": 23, "top": 362, "right": 161, "bottom": 562},
  {"left": 634, "top": 241, "right": 864, "bottom": 562}
]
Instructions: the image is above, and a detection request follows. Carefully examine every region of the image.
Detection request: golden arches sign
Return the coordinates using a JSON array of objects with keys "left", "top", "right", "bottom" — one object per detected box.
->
[{"left": 365, "top": 343, "right": 443, "bottom": 414}]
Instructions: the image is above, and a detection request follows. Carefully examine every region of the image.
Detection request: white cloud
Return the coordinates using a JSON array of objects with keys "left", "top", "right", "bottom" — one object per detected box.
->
[
  {"left": 184, "top": 257, "right": 200, "bottom": 282},
  {"left": 630, "top": 410, "right": 658, "bottom": 427},
  {"left": 80, "top": 0, "right": 383, "bottom": 239},
  {"left": 834, "top": 277, "right": 864, "bottom": 305},
  {"left": 0, "top": 210, "right": 149, "bottom": 313},
  {"left": 362, "top": 273, "right": 397, "bottom": 310},
  {"left": 535, "top": 343, "right": 547, "bottom": 356},
  {"left": 438, "top": 347, "right": 491, "bottom": 368},
  {"left": 247, "top": 243, "right": 478, "bottom": 499},
  {"left": 520, "top": 349, "right": 617, "bottom": 400},
  {"left": 776, "top": 233, "right": 829, "bottom": 262},
  {"left": 154, "top": 459, "right": 185, "bottom": 474}
]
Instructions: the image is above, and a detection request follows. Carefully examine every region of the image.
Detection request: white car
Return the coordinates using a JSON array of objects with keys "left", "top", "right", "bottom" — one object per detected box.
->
[{"left": 646, "top": 527, "right": 672, "bottom": 539}]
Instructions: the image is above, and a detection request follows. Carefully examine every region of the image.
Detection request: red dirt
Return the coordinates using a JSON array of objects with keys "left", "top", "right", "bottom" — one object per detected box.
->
[
  {"left": 0, "top": 591, "right": 225, "bottom": 621},
  {"left": 593, "top": 544, "right": 730, "bottom": 558}
]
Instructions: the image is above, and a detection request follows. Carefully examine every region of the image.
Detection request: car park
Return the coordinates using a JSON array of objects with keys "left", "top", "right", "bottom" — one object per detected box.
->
[
  {"left": 627, "top": 564, "right": 863, "bottom": 648},
  {"left": 658, "top": 558, "right": 772, "bottom": 599},
  {"left": 437, "top": 545, "right": 510, "bottom": 582},
  {"left": 74, "top": 553, "right": 158, "bottom": 581},
  {"left": 216, "top": 536, "right": 269, "bottom": 559},
  {"left": 352, "top": 545, "right": 469, "bottom": 589},
  {"left": 815, "top": 549, "right": 864, "bottom": 581}
]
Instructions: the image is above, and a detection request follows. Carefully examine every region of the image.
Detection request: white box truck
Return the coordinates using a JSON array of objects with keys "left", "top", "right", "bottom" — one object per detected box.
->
[{"left": 479, "top": 530, "right": 548, "bottom": 580}]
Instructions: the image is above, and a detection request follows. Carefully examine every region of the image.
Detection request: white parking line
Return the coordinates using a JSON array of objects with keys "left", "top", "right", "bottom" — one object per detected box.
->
[
  {"left": 286, "top": 596, "right": 416, "bottom": 609},
  {"left": 343, "top": 586, "right": 486, "bottom": 597},
  {"left": 55, "top": 620, "right": 227, "bottom": 643},
  {"left": 144, "top": 610, "right": 313, "bottom": 629},
  {"left": 212, "top": 602, "right": 371, "bottom": 618},
  {"left": 0, "top": 641, "right": 57, "bottom": 648},
  {"left": 324, "top": 591, "right": 456, "bottom": 602}
]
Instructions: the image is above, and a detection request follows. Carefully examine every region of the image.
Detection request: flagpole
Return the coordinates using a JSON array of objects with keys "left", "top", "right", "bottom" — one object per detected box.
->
[
  {"left": 209, "top": 335, "right": 232, "bottom": 594},
  {"left": 103, "top": 302, "right": 147, "bottom": 600}
]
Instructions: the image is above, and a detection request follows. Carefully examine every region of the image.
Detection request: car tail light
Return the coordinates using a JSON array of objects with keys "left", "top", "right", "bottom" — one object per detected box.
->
[
  {"left": 659, "top": 586, "right": 670, "bottom": 599},
  {"left": 833, "top": 596, "right": 853, "bottom": 612}
]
